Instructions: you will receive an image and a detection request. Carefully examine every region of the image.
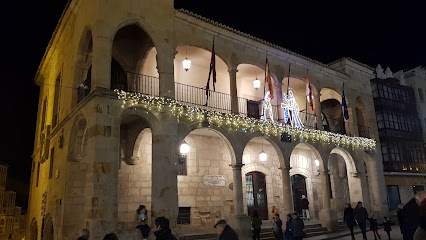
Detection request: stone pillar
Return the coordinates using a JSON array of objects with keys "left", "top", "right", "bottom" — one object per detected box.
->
[
  {"left": 318, "top": 170, "right": 338, "bottom": 231},
  {"left": 156, "top": 49, "right": 175, "bottom": 99},
  {"left": 366, "top": 151, "right": 389, "bottom": 218},
  {"left": 350, "top": 101, "right": 359, "bottom": 137},
  {"left": 228, "top": 66, "right": 239, "bottom": 114},
  {"left": 275, "top": 82, "right": 284, "bottom": 122},
  {"left": 151, "top": 129, "right": 179, "bottom": 227},
  {"left": 280, "top": 167, "right": 293, "bottom": 214},
  {"left": 314, "top": 94, "right": 323, "bottom": 130},
  {"left": 228, "top": 163, "right": 251, "bottom": 239},
  {"left": 92, "top": 29, "right": 112, "bottom": 90}
]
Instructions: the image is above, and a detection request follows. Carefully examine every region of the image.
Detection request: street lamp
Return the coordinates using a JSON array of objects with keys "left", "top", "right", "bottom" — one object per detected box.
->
[
  {"left": 253, "top": 71, "right": 260, "bottom": 90},
  {"left": 182, "top": 49, "right": 191, "bottom": 71},
  {"left": 180, "top": 140, "right": 190, "bottom": 155}
]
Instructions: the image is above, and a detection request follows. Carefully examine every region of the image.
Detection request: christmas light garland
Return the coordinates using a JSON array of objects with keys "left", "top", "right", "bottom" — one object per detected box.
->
[{"left": 116, "top": 90, "right": 376, "bottom": 150}]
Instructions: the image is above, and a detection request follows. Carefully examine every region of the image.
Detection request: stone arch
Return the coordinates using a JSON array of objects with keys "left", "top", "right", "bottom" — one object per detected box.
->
[
  {"left": 244, "top": 132, "right": 289, "bottom": 169},
  {"left": 28, "top": 218, "right": 38, "bottom": 240},
  {"left": 42, "top": 215, "right": 54, "bottom": 240},
  {"left": 174, "top": 45, "right": 231, "bottom": 95},
  {"left": 320, "top": 87, "right": 351, "bottom": 134},
  {"left": 111, "top": 23, "right": 156, "bottom": 92},
  {"left": 74, "top": 26, "right": 93, "bottom": 105},
  {"left": 176, "top": 127, "right": 238, "bottom": 227},
  {"left": 68, "top": 115, "right": 88, "bottom": 162}
]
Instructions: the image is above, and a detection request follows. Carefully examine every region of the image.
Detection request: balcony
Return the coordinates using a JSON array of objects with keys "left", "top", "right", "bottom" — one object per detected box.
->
[
  {"left": 117, "top": 72, "right": 358, "bottom": 137},
  {"left": 383, "top": 161, "right": 426, "bottom": 173}
]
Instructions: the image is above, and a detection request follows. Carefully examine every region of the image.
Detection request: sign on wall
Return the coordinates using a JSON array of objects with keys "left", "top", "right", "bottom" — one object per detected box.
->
[{"left": 203, "top": 175, "right": 226, "bottom": 187}]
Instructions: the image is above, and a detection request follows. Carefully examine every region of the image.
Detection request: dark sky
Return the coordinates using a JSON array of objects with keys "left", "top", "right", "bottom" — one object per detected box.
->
[{"left": 3, "top": 0, "right": 425, "bottom": 207}]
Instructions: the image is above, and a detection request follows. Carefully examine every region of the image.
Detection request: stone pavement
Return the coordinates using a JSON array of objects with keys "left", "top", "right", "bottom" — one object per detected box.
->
[{"left": 307, "top": 226, "right": 404, "bottom": 240}]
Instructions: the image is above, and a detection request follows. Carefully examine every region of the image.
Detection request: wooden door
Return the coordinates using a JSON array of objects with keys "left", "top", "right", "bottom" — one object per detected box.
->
[
  {"left": 247, "top": 100, "right": 261, "bottom": 119},
  {"left": 291, "top": 174, "right": 307, "bottom": 215},
  {"left": 246, "top": 172, "right": 268, "bottom": 219}
]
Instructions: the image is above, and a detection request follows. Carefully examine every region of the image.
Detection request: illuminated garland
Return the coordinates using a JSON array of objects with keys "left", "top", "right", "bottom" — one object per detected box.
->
[{"left": 116, "top": 90, "right": 376, "bottom": 150}]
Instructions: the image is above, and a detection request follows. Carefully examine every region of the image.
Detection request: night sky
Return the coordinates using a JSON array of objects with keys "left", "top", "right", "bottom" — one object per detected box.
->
[{"left": 3, "top": 0, "right": 425, "bottom": 208}]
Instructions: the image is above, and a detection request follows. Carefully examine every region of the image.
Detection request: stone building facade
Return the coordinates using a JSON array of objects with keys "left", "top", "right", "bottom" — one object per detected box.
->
[{"left": 28, "top": 0, "right": 388, "bottom": 239}]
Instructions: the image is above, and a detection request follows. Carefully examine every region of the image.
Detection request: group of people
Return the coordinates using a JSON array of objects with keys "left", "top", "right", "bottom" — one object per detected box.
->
[
  {"left": 342, "top": 190, "right": 426, "bottom": 240},
  {"left": 251, "top": 206, "right": 305, "bottom": 240}
]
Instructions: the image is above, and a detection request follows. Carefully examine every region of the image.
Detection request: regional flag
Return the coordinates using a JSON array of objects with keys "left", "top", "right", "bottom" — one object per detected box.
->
[
  {"left": 265, "top": 58, "right": 274, "bottom": 99},
  {"left": 206, "top": 38, "right": 217, "bottom": 101},
  {"left": 342, "top": 84, "right": 349, "bottom": 120},
  {"left": 306, "top": 72, "right": 314, "bottom": 111}
]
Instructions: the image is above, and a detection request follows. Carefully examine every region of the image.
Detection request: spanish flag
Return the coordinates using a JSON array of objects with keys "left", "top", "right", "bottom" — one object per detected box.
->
[
  {"left": 265, "top": 58, "right": 274, "bottom": 99},
  {"left": 306, "top": 72, "right": 314, "bottom": 111}
]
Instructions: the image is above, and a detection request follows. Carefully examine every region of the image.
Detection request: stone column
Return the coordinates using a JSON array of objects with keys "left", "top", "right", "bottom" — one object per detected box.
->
[
  {"left": 156, "top": 49, "right": 175, "bottom": 99},
  {"left": 314, "top": 94, "right": 323, "bottom": 130},
  {"left": 92, "top": 30, "right": 112, "bottom": 89},
  {"left": 275, "top": 82, "right": 284, "bottom": 122},
  {"left": 366, "top": 150, "right": 389, "bottom": 217},
  {"left": 280, "top": 167, "right": 293, "bottom": 214},
  {"left": 228, "top": 66, "right": 239, "bottom": 114},
  {"left": 318, "top": 170, "right": 338, "bottom": 231},
  {"left": 151, "top": 129, "right": 179, "bottom": 227},
  {"left": 228, "top": 163, "right": 251, "bottom": 239}
]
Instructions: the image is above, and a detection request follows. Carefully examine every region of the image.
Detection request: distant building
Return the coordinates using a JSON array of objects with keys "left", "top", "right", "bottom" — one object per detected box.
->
[
  {"left": 372, "top": 65, "right": 426, "bottom": 212},
  {"left": 0, "top": 164, "right": 27, "bottom": 240}
]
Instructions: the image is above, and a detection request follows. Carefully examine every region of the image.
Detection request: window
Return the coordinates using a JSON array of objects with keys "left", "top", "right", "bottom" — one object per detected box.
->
[
  {"left": 36, "top": 162, "right": 40, "bottom": 187},
  {"left": 419, "top": 88, "right": 424, "bottom": 101},
  {"left": 387, "top": 185, "right": 401, "bottom": 209},
  {"left": 245, "top": 175, "right": 254, "bottom": 207},
  {"left": 49, "top": 148, "right": 55, "bottom": 180},
  {"left": 52, "top": 75, "right": 61, "bottom": 128},
  {"left": 177, "top": 155, "right": 187, "bottom": 175},
  {"left": 41, "top": 97, "right": 48, "bottom": 131}
]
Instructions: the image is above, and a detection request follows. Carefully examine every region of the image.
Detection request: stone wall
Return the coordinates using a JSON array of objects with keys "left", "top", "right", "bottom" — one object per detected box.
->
[{"left": 329, "top": 154, "right": 350, "bottom": 218}]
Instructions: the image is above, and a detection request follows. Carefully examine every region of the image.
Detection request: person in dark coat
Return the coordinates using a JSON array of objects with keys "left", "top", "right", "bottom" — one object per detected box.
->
[
  {"left": 102, "top": 233, "right": 118, "bottom": 240},
  {"left": 354, "top": 201, "right": 368, "bottom": 240},
  {"left": 383, "top": 217, "right": 392, "bottom": 240},
  {"left": 153, "top": 217, "right": 177, "bottom": 240},
  {"left": 291, "top": 212, "right": 305, "bottom": 240},
  {"left": 368, "top": 214, "right": 381, "bottom": 240},
  {"left": 344, "top": 203, "right": 356, "bottom": 240},
  {"left": 273, "top": 214, "right": 284, "bottom": 240},
  {"left": 397, "top": 204, "right": 404, "bottom": 235},
  {"left": 284, "top": 214, "right": 294, "bottom": 240},
  {"left": 414, "top": 199, "right": 426, "bottom": 240},
  {"left": 300, "top": 195, "right": 310, "bottom": 220},
  {"left": 251, "top": 210, "right": 262, "bottom": 240},
  {"left": 401, "top": 190, "right": 426, "bottom": 240},
  {"left": 214, "top": 219, "right": 239, "bottom": 240},
  {"left": 77, "top": 229, "right": 90, "bottom": 240}
]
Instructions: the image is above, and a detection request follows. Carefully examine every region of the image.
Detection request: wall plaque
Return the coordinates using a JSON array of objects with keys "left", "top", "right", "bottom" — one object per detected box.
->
[{"left": 203, "top": 175, "right": 225, "bottom": 187}]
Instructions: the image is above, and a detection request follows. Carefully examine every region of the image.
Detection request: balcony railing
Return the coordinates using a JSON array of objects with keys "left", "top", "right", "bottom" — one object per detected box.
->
[
  {"left": 125, "top": 72, "right": 159, "bottom": 96},
  {"left": 383, "top": 161, "right": 426, "bottom": 173},
  {"left": 358, "top": 124, "right": 370, "bottom": 138},
  {"left": 299, "top": 111, "right": 317, "bottom": 130},
  {"left": 323, "top": 117, "right": 353, "bottom": 136}
]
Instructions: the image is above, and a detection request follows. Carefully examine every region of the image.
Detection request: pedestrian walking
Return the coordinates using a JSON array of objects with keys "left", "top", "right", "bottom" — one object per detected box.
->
[
  {"left": 402, "top": 190, "right": 426, "bottom": 240},
  {"left": 272, "top": 206, "right": 278, "bottom": 220},
  {"left": 135, "top": 205, "right": 150, "bottom": 240},
  {"left": 214, "top": 219, "right": 239, "bottom": 240},
  {"left": 300, "top": 195, "right": 310, "bottom": 221},
  {"left": 383, "top": 217, "right": 392, "bottom": 240},
  {"left": 153, "top": 216, "right": 177, "bottom": 240},
  {"left": 273, "top": 214, "right": 284, "bottom": 240},
  {"left": 251, "top": 210, "right": 262, "bottom": 240},
  {"left": 284, "top": 214, "right": 294, "bottom": 240},
  {"left": 354, "top": 201, "right": 368, "bottom": 240},
  {"left": 368, "top": 214, "right": 381, "bottom": 240},
  {"left": 77, "top": 229, "right": 90, "bottom": 240},
  {"left": 291, "top": 212, "right": 305, "bottom": 240},
  {"left": 413, "top": 199, "right": 426, "bottom": 240},
  {"left": 344, "top": 203, "right": 356, "bottom": 240}
]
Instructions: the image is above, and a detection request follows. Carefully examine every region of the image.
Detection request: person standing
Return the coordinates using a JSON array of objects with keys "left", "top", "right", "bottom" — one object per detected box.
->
[
  {"left": 77, "top": 229, "right": 90, "bottom": 240},
  {"left": 354, "top": 201, "right": 369, "bottom": 240},
  {"left": 402, "top": 190, "right": 426, "bottom": 240},
  {"left": 284, "top": 214, "right": 294, "bottom": 240},
  {"left": 383, "top": 217, "right": 392, "bottom": 240},
  {"left": 272, "top": 206, "right": 278, "bottom": 220},
  {"left": 413, "top": 199, "right": 426, "bottom": 240},
  {"left": 153, "top": 217, "right": 177, "bottom": 240},
  {"left": 214, "top": 219, "right": 239, "bottom": 240},
  {"left": 368, "top": 214, "right": 381, "bottom": 240},
  {"left": 344, "top": 203, "right": 356, "bottom": 240},
  {"left": 136, "top": 205, "right": 150, "bottom": 240},
  {"left": 300, "top": 195, "right": 310, "bottom": 221},
  {"left": 397, "top": 204, "right": 404, "bottom": 235},
  {"left": 273, "top": 214, "right": 283, "bottom": 240},
  {"left": 292, "top": 212, "right": 305, "bottom": 240},
  {"left": 251, "top": 210, "right": 262, "bottom": 240},
  {"left": 102, "top": 233, "right": 118, "bottom": 240}
]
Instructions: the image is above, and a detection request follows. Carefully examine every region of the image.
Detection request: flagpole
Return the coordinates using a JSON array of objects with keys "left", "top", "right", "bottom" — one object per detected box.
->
[
  {"left": 341, "top": 83, "right": 345, "bottom": 134},
  {"left": 262, "top": 56, "right": 267, "bottom": 119}
]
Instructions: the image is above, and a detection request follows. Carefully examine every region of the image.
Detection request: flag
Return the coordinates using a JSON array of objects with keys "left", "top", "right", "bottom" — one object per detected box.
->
[
  {"left": 206, "top": 38, "right": 216, "bottom": 101},
  {"left": 342, "top": 84, "right": 349, "bottom": 120},
  {"left": 265, "top": 58, "right": 274, "bottom": 99},
  {"left": 306, "top": 72, "right": 314, "bottom": 111}
]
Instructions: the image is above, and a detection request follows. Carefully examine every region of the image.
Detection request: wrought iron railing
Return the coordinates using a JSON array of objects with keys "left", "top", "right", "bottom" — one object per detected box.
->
[
  {"left": 299, "top": 111, "right": 317, "bottom": 130},
  {"left": 358, "top": 124, "right": 370, "bottom": 138},
  {"left": 324, "top": 117, "right": 353, "bottom": 136},
  {"left": 125, "top": 72, "right": 159, "bottom": 96}
]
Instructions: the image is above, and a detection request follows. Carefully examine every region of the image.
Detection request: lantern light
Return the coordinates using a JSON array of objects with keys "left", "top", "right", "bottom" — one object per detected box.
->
[
  {"left": 180, "top": 140, "right": 190, "bottom": 155},
  {"left": 259, "top": 150, "right": 268, "bottom": 164},
  {"left": 253, "top": 71, "right": 261, "bottom": 90},
  {"left": 182, "top": 49, "right": 191, "bottom": 71}
]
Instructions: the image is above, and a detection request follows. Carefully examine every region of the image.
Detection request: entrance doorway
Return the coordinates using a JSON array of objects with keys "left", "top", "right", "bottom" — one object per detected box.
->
[
  {"left": 246, "top": 172, "right": 268, "bottom": 219},
  {"left": 291, "top": 174, "right": 307, "bottom": 215}
]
